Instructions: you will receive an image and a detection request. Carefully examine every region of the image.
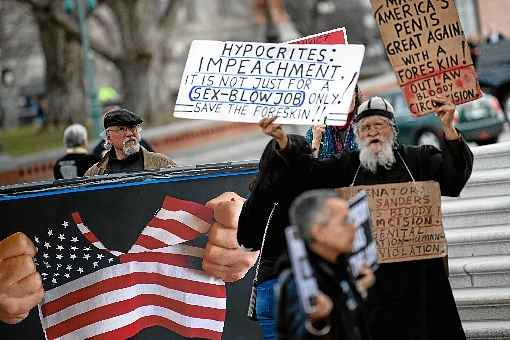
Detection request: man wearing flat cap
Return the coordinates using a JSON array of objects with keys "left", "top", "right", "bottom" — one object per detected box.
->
[
  {"left": 85, "top": 108, "right": 176, "bottom": 176},
  {"left": 246, "top": 95, "right": 472, "bottom": 340}
]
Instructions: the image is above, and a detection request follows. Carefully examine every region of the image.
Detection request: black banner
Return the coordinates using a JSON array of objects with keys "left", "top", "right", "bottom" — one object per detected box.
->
[{"left": 0, "top": 162, "right": 261, "bottom": 340}]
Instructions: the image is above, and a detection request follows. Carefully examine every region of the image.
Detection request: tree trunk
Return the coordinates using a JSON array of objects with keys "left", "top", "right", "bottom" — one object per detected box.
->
[
  {"left": 117, "top": 56, "right": 151, "bottom": 119},
  {"left": 36, "top": 11, "right": 68, "bottom": 128},
  {"left": 107, "top": 0, "right": 154, "bottom": 120},
  {"left": 64, "top": 35, "right": 86, "bottom": 124}
]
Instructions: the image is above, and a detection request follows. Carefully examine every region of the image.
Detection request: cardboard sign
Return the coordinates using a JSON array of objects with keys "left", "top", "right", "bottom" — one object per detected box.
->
[
  {"left": 370, "top": 0, "right": 481, "bottom": 115},
  {"left": 288, "top": 27, "right": 347, "bottom": 45},
  {"left": 337, "top": 181, "right": 446, "bottom": 263},
  {"left": 347, "top": 191, "right": 379, "bottom": 278},
  {"left": 174, "top": 40, "right": 365, "bottom": 126}
]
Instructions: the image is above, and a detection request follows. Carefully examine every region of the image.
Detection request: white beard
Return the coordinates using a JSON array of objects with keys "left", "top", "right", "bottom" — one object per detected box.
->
[
  {"left": 358, "top": 138, "right": 396, "bottom": 173},
  {"left": 123, "top": 139, "right": 140, "bottom": 157}
]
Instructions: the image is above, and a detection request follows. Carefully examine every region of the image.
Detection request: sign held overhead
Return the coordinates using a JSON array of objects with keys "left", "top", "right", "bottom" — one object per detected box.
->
[
  {"left": 370, "top": 0, "right": 481, "bottom": 116},
  {"left": 174, "top": 40, "right": 364, "bottom": 126}
]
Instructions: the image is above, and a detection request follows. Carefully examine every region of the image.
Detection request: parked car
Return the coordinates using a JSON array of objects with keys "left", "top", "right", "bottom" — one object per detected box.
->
[{"left": 383, "top": 90, "right": 506, "bottom": 148}]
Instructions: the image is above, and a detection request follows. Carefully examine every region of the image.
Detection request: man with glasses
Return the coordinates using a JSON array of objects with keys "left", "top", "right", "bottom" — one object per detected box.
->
[
  {"left": 256, "top": 95, "right": 472, "bottom": 340},
  {"left": 85, "top": 108, "right": 176, "bottom": 176}
]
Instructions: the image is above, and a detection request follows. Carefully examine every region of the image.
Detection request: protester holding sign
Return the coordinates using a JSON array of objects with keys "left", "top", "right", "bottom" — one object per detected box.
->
[
  {"left": 276, "top": 189, "right": 373, "bottom": 340},
  {"left": 258, "top": 94, "right": 472, "bottom": 340},
  {"left": 237, "top": 133, "right": 314, "bottom": 339}
]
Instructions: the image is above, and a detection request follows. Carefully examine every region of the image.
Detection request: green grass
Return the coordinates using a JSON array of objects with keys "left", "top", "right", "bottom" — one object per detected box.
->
[{"left": 0, "top": 125, "right": 65, "bottom": 157}]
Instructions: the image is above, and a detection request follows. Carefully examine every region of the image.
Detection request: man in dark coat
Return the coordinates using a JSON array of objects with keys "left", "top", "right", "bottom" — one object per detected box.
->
[
  {"left": 276, "top": 189, "right": 372, "bottom": 340},
  {"left": 259, "top": 95, "right": 472, "bottom": 340}
]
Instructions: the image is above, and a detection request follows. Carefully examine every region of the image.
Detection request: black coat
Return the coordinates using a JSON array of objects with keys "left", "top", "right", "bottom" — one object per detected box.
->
[
  {"left": 237, "top": 138, "right": 313, "bottom": 283},
  {"left": 276, "top": 254, "right": 371, "bottom": 340},
  {"left": 276, "top": 135, "right": 473, "bottom": 340}
]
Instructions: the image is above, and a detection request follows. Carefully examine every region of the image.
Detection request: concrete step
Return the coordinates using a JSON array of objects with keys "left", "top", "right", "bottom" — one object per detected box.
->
[
  {"left": 472, "top": 142, "right": 510, "bottom": 171},
  {"left": 443, "top": 168, "right": 510, "bottom": 200},
  {"left": 463, "top": 320, "right": 510, "bottom": 339},
  {"left": 455, "top": 287, "right": 510, "bottom": 321},
  {"left": 442, "top": 196, "right": 510, "bottom": 229},
  {"left": 449, "top": 255, "right": 510, "bottom": 289},
  {"left": 445, "top": 225, "right": 510, "bottom": 258}
]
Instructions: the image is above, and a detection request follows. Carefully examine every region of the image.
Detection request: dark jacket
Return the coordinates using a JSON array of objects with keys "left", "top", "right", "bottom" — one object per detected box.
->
[
  {"left": 85, "top": 148, "right": 176, "bottom": 176},
  {"left": 237, "top": 137, "right": 312, "bottom": 283},
  {"left": 54, "top": 152, "right": 99, "bottom": 179},
  {"left": 276, "top": 254, "right": 371, "bottom": 340},
  {"left": 277, "top": 134, "right": 473, "bottom": 340}
]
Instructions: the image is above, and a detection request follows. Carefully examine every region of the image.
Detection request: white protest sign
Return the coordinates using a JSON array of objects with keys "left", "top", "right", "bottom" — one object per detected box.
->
[{"left": 174, "top": 40, "right": 365, "bottom": 126}]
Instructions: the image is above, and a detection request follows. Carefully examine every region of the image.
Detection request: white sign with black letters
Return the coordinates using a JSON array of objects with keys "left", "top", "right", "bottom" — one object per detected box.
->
[{"left": 174, "top": 40, "right": 365, "bottom": 126}]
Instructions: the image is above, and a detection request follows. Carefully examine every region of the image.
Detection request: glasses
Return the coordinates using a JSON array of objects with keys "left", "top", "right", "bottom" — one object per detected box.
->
[
  {"left": 358, "top": 121, "right": 389, "bottom": 134},
  {"left": 108, "top": 125, "right": 141, "bottom": 134}
]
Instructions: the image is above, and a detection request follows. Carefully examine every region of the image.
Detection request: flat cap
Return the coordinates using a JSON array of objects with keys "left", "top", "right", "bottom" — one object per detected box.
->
[{"left": 104, "top": 108, "right": 143, "bottom": 129}]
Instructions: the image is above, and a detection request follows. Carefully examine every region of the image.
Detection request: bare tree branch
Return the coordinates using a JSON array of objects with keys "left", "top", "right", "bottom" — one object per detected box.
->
[
  {"left": 22, "top": 0, "right": 121, "bottom": 63},
  {"left": 158, "top": 0, "right": 184, "bottom": 29}
]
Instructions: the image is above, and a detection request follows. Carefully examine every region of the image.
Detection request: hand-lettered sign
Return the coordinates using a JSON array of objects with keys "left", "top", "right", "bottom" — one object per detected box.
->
[
  {"left": 174, "top": 40, "right": 365, "bottom": 126},
  {"left": 288, "top": 28, "right": 351, "bottom": 127},
  {"left": 337, "top": 181, "right": 447, "bottom": 263},
  {"left": 370, "top": 0, "right": 481, "bottom": 115},
  {"left": 287, "top": 27, "right": 348, "bottom": 45}
]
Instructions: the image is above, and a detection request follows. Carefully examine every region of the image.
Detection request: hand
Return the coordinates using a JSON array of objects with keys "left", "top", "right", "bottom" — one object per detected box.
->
[
  {"left": 432, "top": 96, "right": 459, "bottom": 140},
  {"left": 355, "top": 265, "right": 375, "bottom": 297},
  {"left": 311, "top": 124, "right": 325, "bottom": 157},
  {"left": 203, "top": 192, "right": 259, "bottom": 282},
  {"left": 0, "top": 232, "right": 44, "bottom": 324},
  {"left": 309, "top": 291, "right": 333, "bottom": 321},
  {"left": 312, "top": 124, "right": 326, "bottom": 141},
  {"left": 259, "top": 117, "right": 288, "bottom": 149}
]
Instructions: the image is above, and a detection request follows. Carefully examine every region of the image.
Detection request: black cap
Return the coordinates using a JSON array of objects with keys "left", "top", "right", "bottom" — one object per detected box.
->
[
  {"left": 103, "top": 109, "right": 143, "bottom": 129},
  {"left": 355, "top": 96, "right": 395, "bottom": 123}
]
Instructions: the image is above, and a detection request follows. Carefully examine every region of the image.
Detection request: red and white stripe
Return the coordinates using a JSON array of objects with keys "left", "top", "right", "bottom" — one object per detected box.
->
[
  {"left": 131, "top": 196, "right": 214, "bottom": 251},
  {"left": 41, "top": 196, "right": 225, "bottom": 340},
  {"left": 40, "top": 260, "right": 225, "bottom": 340}
]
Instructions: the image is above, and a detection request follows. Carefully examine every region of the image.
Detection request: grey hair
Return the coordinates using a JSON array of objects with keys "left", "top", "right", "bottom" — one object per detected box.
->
[
  {"left": 289, "top": 189, "right": 340, "bottom": 243},
  {"left": 63, "top": 124, "right": 88, "bottom": 148},
  {"left": 353, "top": 116, "right": 398, "bottom": 146}
]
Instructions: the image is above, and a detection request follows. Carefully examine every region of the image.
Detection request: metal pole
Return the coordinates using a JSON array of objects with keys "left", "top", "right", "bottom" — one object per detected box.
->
[{"left": 76, "top": 0, "right": 101, "bottom": 138}]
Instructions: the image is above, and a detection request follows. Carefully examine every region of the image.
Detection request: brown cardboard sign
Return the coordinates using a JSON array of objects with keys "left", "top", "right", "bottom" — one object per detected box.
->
[
  {"left": 337, "top": 181, "right": 447, "bottom": 263},
  {"left": 370, "top": 0, "right": 481, "bottom": 116}
]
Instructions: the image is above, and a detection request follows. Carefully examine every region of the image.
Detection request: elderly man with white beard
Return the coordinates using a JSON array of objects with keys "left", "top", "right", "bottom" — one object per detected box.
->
[
  {"left": 257, "top": 95, "right": 472, "bottom": 340},
  {"left": 85, "top": 109, "right": 176, "bottom": 176}
]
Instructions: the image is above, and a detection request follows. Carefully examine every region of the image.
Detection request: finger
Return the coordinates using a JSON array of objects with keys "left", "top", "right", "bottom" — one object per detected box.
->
[
  {"left": 2, "top": 311, "right": 30, "bottom": 325},
  {"left": 205, "top": 192, "right": 244, "bottom": 210},
  {"left": 208, "top": 223, "right": 239, "bottom": 249},
  {"left": 211, "top": 200, "right": 244, "bottom": 228},
  {"left": 0, "top": 255, "right": 37, "bottom": 289},
  {"left": 202, "top": 260, "right": 251, "bottom": 282},
  {"left": 0, "top": 289, "right": 44, "bottom": 324},
  {"left": 9, "top": 272, "right": 43, "bottom": 298},
  {"left": 258, "top": 117, "right": 277, "bottom": 130},
  {"left": 0, "top": 233, "right": 37, "bottom": 261},
  {"left": 204, "top": 244, "right": 258, "bottom": 267}
]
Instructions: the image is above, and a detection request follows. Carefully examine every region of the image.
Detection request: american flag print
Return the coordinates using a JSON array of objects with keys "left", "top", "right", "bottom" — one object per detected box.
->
[{"left": 33, "top": 195, "right": 226, "bottom": 340}]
